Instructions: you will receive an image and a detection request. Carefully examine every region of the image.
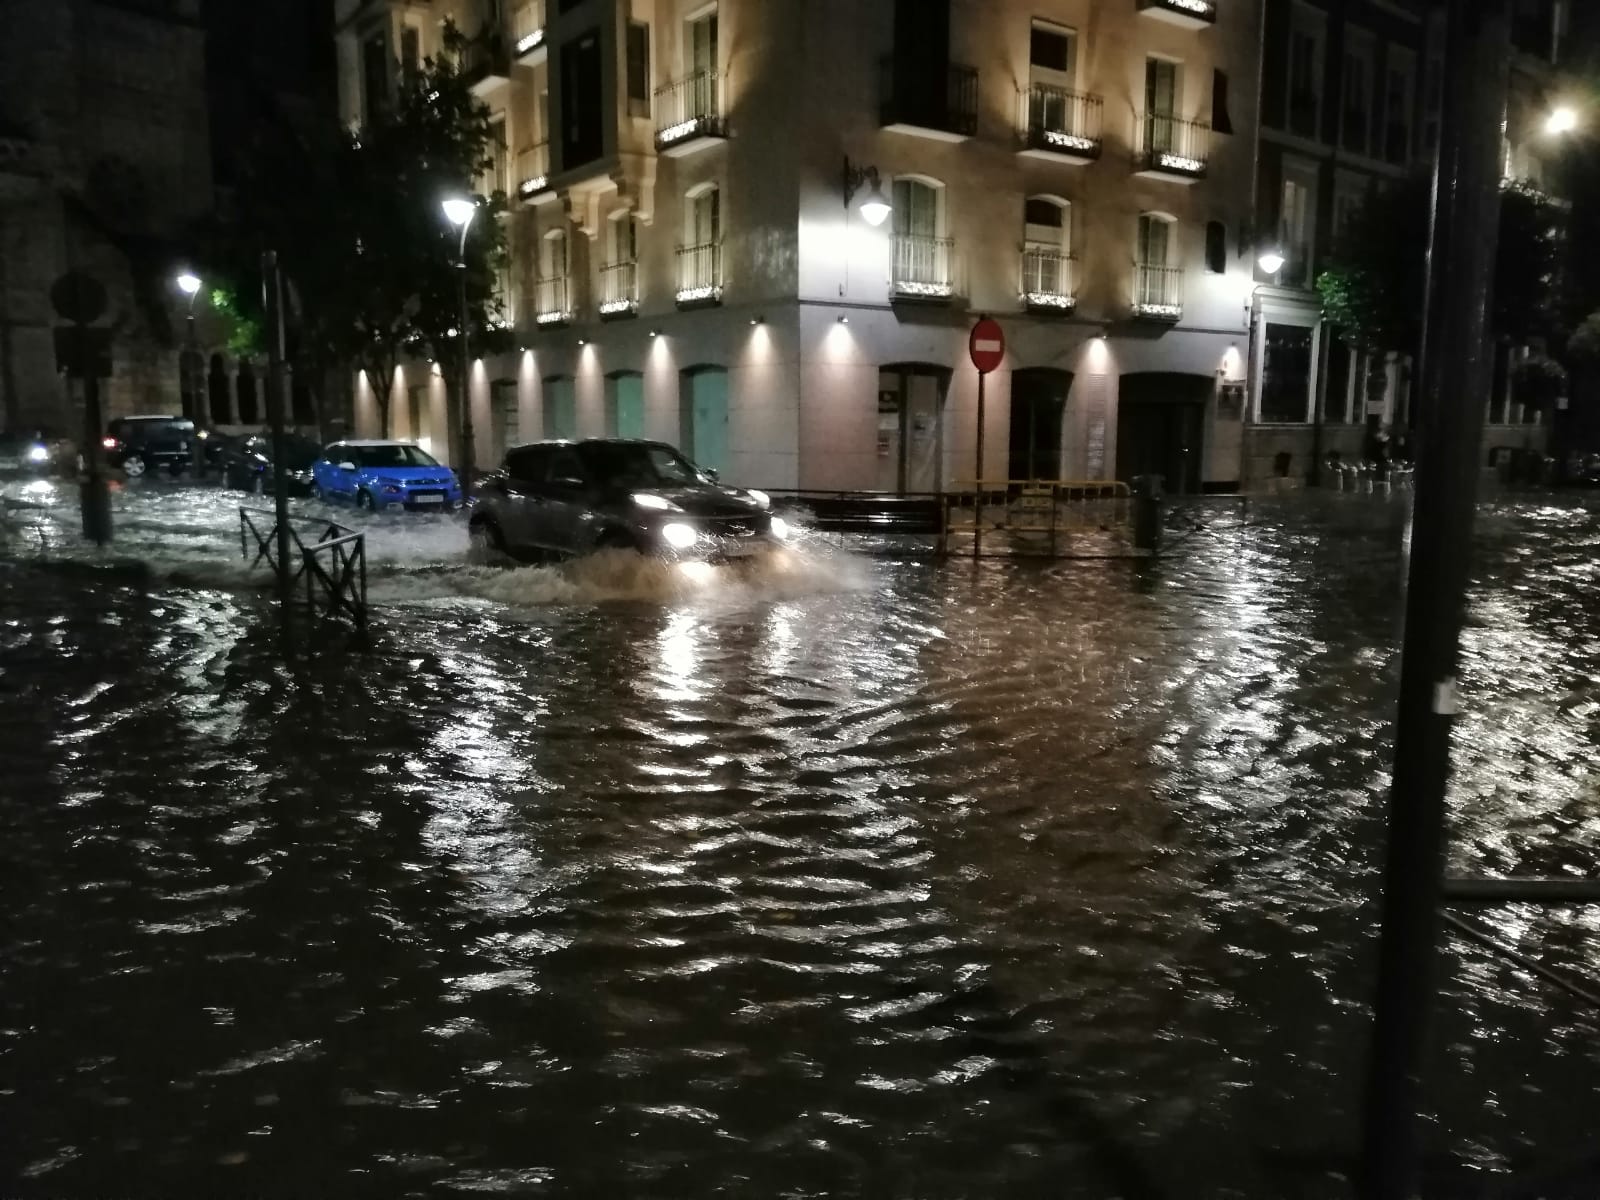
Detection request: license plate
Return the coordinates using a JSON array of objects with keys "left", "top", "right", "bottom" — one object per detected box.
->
[{"left": 412, "top": 493, "right": 444, "bottom": 504}]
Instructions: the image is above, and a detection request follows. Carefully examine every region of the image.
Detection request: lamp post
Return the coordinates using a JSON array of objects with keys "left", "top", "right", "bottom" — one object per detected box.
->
[
  {"left": 441, "top": 197, "right": 477, "bottom": 495},
  {"left": 176, "top": 271, "right": 201, "bottom": 425}
]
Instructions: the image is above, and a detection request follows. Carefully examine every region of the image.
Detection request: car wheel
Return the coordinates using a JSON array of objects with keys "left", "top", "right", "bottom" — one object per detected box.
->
[
  {"left": 596, "top": 530, "right": 643, "bottom": 556},
  {"left": 356, "top": 489, "right": 375, "bottom": 512},
  {"left": 468, "top": 518, "right": 508, "bottom": 564},
  {"left": 122, "top": 454, "right": 146, "bottom": 478}
]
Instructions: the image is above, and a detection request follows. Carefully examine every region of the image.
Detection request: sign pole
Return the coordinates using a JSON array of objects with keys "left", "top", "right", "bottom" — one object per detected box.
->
[
  {"left": 80, "top": 368, "right": 111, "bottom": 545},
  {"left": 967, "top": 316, "right": 1006, "bottom": 560},
  {"left": 262, "top": 251, "right": 294, "bottom": 647}
]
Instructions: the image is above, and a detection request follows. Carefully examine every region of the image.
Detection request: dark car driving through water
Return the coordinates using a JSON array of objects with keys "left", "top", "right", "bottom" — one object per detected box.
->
[
  {"left": 220, "top": 433, "right": 324, "bottom": 496},
  {"left": 468, "top": 439, "right": 789, "bottom": 563}
]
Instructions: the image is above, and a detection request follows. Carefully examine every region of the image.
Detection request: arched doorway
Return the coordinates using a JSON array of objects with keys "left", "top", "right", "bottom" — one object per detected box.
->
[
  {"left": 1009, "top": 367, "right": 1071, "bottom": 481},
  {"left": 878, "top": 363, "right": 949, "bottom": 493},
  {"left": 208, "top": 354, "right": 231, "bottom": 425},
  {"left": 606, "top": 371, "right": 645, "bottom": 440},
  {"left": 1116, "top": 372, "right": 1211, "bottom": 493},
  {"left": 236, "top": 361, "right": 259, "bottom": 426},
  {"left": 679, "top": 365, "right": 728, "bottom": 475}
]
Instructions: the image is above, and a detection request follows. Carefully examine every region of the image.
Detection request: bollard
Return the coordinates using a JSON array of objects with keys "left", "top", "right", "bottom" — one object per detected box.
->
[{"left": 1132, "top": 474, "right": 1163, "bottom": 552}]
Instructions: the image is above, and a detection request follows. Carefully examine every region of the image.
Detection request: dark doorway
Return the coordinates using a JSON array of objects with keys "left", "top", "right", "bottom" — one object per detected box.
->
[
  {"left": 237, "top": 362, "right": 259, "bottom": 426},
  {"left": 1009, "top": 368, "right": 1070, "bottom": 481},
  {"left": 1115, "top": 372, "right": 1211, "bottom": 493},
  {"left": 560, "top": 30, "right": 603, "bottom": 170},
  {"left": 208, "top": 354, "right": 231, "bottom": 425}
]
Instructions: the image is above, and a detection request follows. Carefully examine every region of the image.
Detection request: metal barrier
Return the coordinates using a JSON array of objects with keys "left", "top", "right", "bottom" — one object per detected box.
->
[
  {"left": 943, "top": 479, "right": 1135, "bottom": 556},
  {"left": 239, "top": 507, "right": 368, "bottom": 637}
]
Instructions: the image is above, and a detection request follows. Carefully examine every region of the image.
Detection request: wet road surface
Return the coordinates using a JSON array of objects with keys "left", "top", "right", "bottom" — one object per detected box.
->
[{"left": 2, "top": 477, "right": 1599, "bottom": 1197}]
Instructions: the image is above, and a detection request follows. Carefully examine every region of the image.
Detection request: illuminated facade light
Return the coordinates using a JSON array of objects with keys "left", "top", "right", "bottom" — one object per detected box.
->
[
  {"left": 518, "top": 175, "right": 549, "bottom": 199},
  {"left": 599, "top": 299, "right": 638, "bottom": 316},
  {"left": 514, "top": 28, "right": 545, "bottom": 58},
  {"left": 675, "top": 284, "right": 722, "bottom": 305},
  {"left": 1024, "top": 291, "right": 1076, "bottom": 311},
  {"left": 535, "top": 310, "right": 570, "bottom": 326}
]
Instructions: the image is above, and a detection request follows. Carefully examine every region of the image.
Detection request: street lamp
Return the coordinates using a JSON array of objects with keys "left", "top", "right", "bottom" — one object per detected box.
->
[
  {"left": 843, "top": 157, "right": 892, "bottom": 227},
  {"left": 1257, "top": 246, "right": 1287, "bottom": 275},
  {"left": 1545, "top": 105, "right": 1578, "bottom": 136},
  {"left": 441, "top": 196, "right": 477, "bottom": 494},
  {"left": 176, "top": 271, "right": 203, "bottom": 431}
]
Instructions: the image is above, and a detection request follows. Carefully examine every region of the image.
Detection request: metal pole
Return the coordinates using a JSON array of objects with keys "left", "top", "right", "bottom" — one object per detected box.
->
[
  {"left": 1309, "top": 323, "right": 1330, "bottom": 486},
  {"left": 456, "top": 230, "right": 476, "bottom": 496},
  {"left": 973, "top": 368, "right": 986, "bottom": 559},
  {"left": 262, "top": 251, "right": 294, "bottom": 640},
  {"left": 1358, "top": 2, "right": 1509, "bottom": 1196},
  {"left": 79, "top": 367, "right": 111, "bottom": 545}
]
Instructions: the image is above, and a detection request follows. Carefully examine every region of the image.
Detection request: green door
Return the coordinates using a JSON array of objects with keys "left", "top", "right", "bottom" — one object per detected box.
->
[
  {"left": 611, "top": 374, "right": 645, "bottom": 440},
  {"left": 681, "top": 368, "right": 728, "bottom": 476},
  {"left": 544, "top": 376, "right": 576, "bottom": 440}
]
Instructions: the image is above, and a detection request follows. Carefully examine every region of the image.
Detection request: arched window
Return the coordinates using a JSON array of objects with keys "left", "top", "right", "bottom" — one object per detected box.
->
[
  {"left": 1023, "top": 195, "right": 1073, "bottom": 306},
  {"left": 891, "top": 177, "right": 951, "bottom": 296}
]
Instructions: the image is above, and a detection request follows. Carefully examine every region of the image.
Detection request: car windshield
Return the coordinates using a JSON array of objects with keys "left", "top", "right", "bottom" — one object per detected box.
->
[
  {"left": 347, "top": 445, "right": 439, "bottom": 468},
  {"left": 579, "top": 443, "right": 705, "bottom": 488}
]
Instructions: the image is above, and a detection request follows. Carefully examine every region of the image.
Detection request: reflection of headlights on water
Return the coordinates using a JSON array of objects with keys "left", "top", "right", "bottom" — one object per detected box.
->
[
  {"left": 769, "top": 516, "right": 790, "bottom": 541},
  {"left": 27, "top": 444, "right": 50, "bottom": 463},
  {"left": 677, "top": 560, "right": 716, "bottom": 584},
  {"left": 660, "top": 522, "right": 699, "bottom": 550}
]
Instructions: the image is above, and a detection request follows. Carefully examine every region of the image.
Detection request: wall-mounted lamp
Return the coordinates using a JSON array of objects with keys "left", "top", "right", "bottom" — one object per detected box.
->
[
  {"left": 649, "top": 329, "right": 661, "bottom": 338},
  {"left": 842, "top": 157, "right": 892, "bottom": 227},
  {"left": 837, "top": 315, "right": 850, "bottom": 324},
  {"left": 749, "top": 314, "right": 765, "bottom": 326},
  {"left": 1257, "top": 246, "right": 1286, "bottom": 275}
]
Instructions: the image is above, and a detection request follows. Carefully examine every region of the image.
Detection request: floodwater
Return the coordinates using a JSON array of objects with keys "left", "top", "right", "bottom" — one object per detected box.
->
[{"left": 2, "top": 477, "right": 1599, "bottom": 1197}]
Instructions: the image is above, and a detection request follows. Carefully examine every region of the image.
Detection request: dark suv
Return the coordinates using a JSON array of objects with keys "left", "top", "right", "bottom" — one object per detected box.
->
[
  {"left": 103, "top": 416, "right": 197, "bottom": 477},
  {"left": 469, "top": 439, "right": 789, "bottom": 562}
]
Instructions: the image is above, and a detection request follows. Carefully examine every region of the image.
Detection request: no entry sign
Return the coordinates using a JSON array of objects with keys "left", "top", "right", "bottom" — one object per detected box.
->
[{"left": 969, "top": 318, "right": 1005, "bottom": 374}]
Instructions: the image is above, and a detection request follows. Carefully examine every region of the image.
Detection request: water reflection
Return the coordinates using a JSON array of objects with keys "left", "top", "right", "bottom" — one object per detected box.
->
[{"left": 2, "top": 489, "right": 1599, "bottom": 1195}]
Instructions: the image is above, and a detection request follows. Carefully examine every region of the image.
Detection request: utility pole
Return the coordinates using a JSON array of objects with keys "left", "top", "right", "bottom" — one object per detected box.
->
[
  {"left": 1359, "top": 1, "right": 1510, "bottom": 1196},
  {"left": 262, "top": 251, "right": 293, "bottom": 642}
]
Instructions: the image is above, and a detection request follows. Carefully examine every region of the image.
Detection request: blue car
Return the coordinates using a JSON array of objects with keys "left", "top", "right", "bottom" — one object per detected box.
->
[{"left": 312, "top": 440, "right": 463, "bottom": 511}]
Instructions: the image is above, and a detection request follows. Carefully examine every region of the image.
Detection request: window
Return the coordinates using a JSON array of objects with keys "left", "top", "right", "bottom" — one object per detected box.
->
[
  {"left": 507, "top": 444, "right": 551, "bottom": 483},
  {"left": 400, "top": 26, "right": 421, "bottom": 85},
  {"left": 361, "top": 32, "right": 388, "bottom": 125},
  {"left": 1382, "top": 49, "right": 1415, "bottom": 165},
  {"left": 1212, "top": 69, "right": 1232, "bottom": 135},
  {"left": 626, "top": 22, "right": 651, "bottom": 114},
  {"left": 1023, "top": 197, "right": 1071, "bottom": 298},
  {"left": 1422, "top": 53, "right": 1443, "bottom": 155},
  {"left": 542, "top": 228, "right": 568, "bottom": 278},
  {"left": 1030, "top": 20, "right": 1076, "bottom": 87},
  {"left": 893, "top": 178, "right": 941, "bottom": 239},
  {"left": 1288, "top": 13, "right": 1323, "bottom": 139},
  {"left": 1259, "top": 324, "right": 1314, "bottom": 422},
  {"left": 1341, "top": 37, "right": 1373, "bottom": 155},
  {"left": 688, "top": 7, "right": 718, "bottom": 76},
  {"left": 1138, "top": 213, "right": 1172, "bottom": 267},
  {"left": 686, "top": 185, "right": 720, "bottom": 247},
  {"left": 1205, "top": 220, "right": 1227, "bottom": 273},
  {"left": 1145, "top": 58, "right": 1181, "bottom": 154},
  {"left": 484, "top": 117, "right": 508, "bottom": 195},
  {"left": 560, "top": 29, "right": 603, "bottom": 168},
  {"left": 1279, "top": 161, "right": 1317, "bottom": 284},
  {"left": 609, "top": 213, "right": 638, "bottom": 264}
]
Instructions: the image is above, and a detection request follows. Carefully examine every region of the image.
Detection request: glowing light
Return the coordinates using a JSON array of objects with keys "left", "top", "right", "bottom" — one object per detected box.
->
[
  {"left": 658, "top": 118, "right": 706, "bottom": 146},
  {"left": 518, "top": 175, "right": 548, "bottom": 198},
  {"left": 661, "top": 522, "right": 699, "bottom": 550},
  {"left": 1546, "top": 106, "right": 1578, "bottom": 135},
  {"left": 858, "top": 181, "right": 892, "bottom": 227},
  {"left": 677, "top": 561, "right": 716, "bottom": 585},
  {"left": 676, "top": 284, "right": 721, "bottom": 304},
  {"left": 893, "top": 281, "right": 953, "bottom": 299},
  {"left": 599, "top": 299, "right": 637, "bottom": 315},
  {"left": 535, "top": 310, "right": 569, "bottom": 326},
  {"left": 633, "top": 492, "right": 676, "bottom": 511},
  {"left": 514, "top": 27, "right": 545, "bottom": 57},
  {"left": 1043, "top": 129, "right": 1098, "bottom": 154},
  {"left": 176, "top": 272, "right": 201, "bottom": 296},
  {"left": 1025, "top": 291, "right": 1075, "bottom": 310},
  {"left": 1154, "top": 151, "right": 1205, "bottom": 174},
  {"left": 746, "top": 489, "right": 771, "bottom": 509},
  {"left": 1258, "top": 248, "right": 1286, "bottom": 274},
  {"left": 770, "top": 516, "right": 791, "bottom": 541},
  {"left": 441, "top": 197, "right": 476, "bottom": 228}
]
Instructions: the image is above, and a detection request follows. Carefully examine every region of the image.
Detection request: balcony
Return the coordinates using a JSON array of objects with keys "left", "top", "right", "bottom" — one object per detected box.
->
[
  {"left": 599, "top": 260, "right": 639, "bottom": 318},
  {"left": 654, "top": 71, "right": 726, "bottom": 156},
  {"left": 1135, "top": 114, "right": 1210, "bottom": 182},
  {"left": 533, "top": 275, "right": 572, "bottom": 327},
  {"left": 891, "top": 234, "right": 955, "bottom": 301},
  {"left": 879, "top": 57, "right": 978, "bottom": 142},
  {"left": 511, "top": 0, "right": 547, "bottom": 64},
  {"left": 1132, "top": 263, "right": 1183, "bottom": 321},
  {"left": 1021, "top": 247, "right": 1076, "bottom": 313},
  {"left": 462, "top": 32, "right": 511, "bottom": 98},
  {"left": 675, "top": 241, "right": 722, "bottom": 307},
  {"left": 478, "top": 149, "right": 510, "bottom": 200},
  {"left": 1137, "top": 0, "right": 1217, "bottom": 29},
  {"left": 1019, "top": 85, "right": 1103, "bottom": 163},
  {"left": 516, "top": 142, "right": 554, "bottom": 204}
]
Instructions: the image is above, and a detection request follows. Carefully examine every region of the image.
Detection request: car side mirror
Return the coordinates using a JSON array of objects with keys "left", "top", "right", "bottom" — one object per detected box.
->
[{"left": 338, "top": 461, "right": 357, "bottom": 472}]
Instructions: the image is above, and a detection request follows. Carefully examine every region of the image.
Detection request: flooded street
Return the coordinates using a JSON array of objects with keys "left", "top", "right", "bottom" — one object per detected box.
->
[{"left": 3, "top": 478, "right": 1599, "bottom": 1197}]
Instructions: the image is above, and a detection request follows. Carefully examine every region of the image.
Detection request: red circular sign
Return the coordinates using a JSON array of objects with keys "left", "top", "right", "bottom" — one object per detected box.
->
[{"left": 969, "top": 318, "right": 1005, "bottom": 374}]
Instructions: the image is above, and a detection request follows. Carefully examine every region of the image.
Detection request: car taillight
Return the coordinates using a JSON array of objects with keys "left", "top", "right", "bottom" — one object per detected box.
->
[{"left": 101, "top": 437, "right": 117, "bottom": 450}]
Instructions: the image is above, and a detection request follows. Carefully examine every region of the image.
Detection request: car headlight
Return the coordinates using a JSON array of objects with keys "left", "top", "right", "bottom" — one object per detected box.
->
[
  {"left": 633, "top": 492, "right": 679, "bottom": 511},
  {"left": 27, "top": 444, "right": 49, "bottom": 463},
  {"left": 660, "top": 522, "right": 699, "bottom": 550},
  {"left": 746, "top": 488, "right": 771, "bottom": 509},
  {"left": 770, "top": 516, "right": 790, "bottom": 541}
]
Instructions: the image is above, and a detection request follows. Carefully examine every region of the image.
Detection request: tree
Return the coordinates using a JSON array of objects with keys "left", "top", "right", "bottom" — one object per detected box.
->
[
  {"left": 203, "top": 22, "right": 509, "bottom": 439},
  {"left": 1315, "top": 177, "right": 1430, "bottom": 420}
]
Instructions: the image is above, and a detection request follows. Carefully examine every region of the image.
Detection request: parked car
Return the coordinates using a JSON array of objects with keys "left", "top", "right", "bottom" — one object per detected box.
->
[
  {"left": 468, "top": 438, "right": 788, "bottom": 563},
  {"left": 221, "top": 433, "right": 323, "bottom": 496},
  {"left": 0, "top": 427, "right": 72, "bottom": 475},
  {"left": 312, "top": 440, "right": 462, "bottom": 511},
  {"left": 103, "top": 415, "right": 198, "bottom": 477}
]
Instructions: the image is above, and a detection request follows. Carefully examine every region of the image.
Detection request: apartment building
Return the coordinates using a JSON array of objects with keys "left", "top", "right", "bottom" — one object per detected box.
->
[
  {"left": 1251, "top": 0, "right": 1571, "bottom": 479},
  {"left": 341, "top": 0, "right": 1265, "bottom": 493}
]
